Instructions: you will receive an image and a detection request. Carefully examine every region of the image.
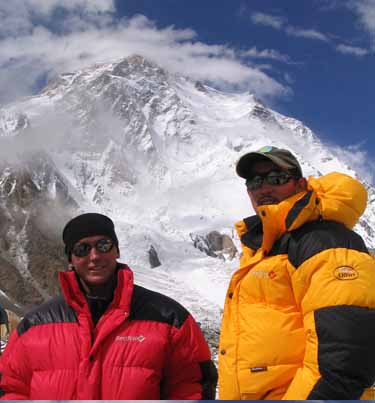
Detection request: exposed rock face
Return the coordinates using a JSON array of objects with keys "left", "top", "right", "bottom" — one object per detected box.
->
[
  {"left": 191, "top": 231, "right": 237, "bottom": 260},
  {"left": 0, "top": 151, "right": 78, "bottom": 313},
  {"left": 148, "top": 245, "right": 161, "bottom": 268},
  {"left": 250, "top": 103, "right": 279, "bottom": 126}
]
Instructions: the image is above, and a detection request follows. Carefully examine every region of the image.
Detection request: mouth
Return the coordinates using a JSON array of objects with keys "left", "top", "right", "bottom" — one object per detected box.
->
[
  {"left": 257, "top": 196, "right": 279, "bottom": 205},
  {"left": 88, "top": 266, "right": 105, "bottom": 271}
]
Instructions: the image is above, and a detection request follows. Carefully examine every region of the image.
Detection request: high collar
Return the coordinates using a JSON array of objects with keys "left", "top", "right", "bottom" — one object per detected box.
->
[
  {"left": 59, "top": 264, "right": 134, "bottom": 316},
  {"left": 236, "top": 172, "right": 367, "bottom": 254}
]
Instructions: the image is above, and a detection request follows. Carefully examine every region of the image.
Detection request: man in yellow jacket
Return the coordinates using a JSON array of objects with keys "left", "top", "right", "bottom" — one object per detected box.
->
[{"left": 219, "top": 145, "right": 375, "bottom": 400}]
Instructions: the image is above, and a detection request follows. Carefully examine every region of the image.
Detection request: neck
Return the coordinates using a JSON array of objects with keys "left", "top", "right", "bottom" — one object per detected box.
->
[{"left": 79, "top": 272, "right": 118, "bottom": 300}]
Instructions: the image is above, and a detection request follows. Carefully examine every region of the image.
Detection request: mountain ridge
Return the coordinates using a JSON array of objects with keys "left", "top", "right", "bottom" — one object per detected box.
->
[{"left": 0, "top": 54, "right": 374, "bottom": 322}]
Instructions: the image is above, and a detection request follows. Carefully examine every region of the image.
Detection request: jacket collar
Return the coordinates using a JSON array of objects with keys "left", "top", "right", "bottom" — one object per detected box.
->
[
  {"left": 59, "top": 264, "right": 134, "bottom": 316},
  {"left": 237, "top": 172, "right": 367, "bottom": 254}
]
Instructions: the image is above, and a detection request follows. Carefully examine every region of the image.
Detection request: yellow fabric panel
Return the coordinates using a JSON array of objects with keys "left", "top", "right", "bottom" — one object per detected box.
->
[
  {"left": 219, "top": 287, "right": 240, "bottom": 400},
  {"left": 235, "top": 219, "right": 249, "bottom": 238},
  {"left": 360, "top": 386, "right": 375, "bottom": 400},
  {"left": 282, "top": 311, "right": 320, "bottom": 399},
  {"left": 291, "top": 248, "right": 375, "bottom": 313},
  {"left": 239, "top": 245, "right": 256, "bottom": 267},
  {"left": 219, "top": 253, "right": 306, "bottom": 399},
  {"left": 308, "top": 172, "right": 367, "bottom": 229}
]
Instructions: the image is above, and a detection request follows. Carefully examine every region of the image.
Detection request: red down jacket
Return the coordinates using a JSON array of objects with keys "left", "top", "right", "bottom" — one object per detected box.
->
[{"left": 0, "top": 265, "right": 217, "bottom": 399}]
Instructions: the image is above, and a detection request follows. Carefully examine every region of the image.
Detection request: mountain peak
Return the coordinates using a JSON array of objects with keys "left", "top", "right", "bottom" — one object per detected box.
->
[{"left": 1, "top": 55, "right": 375, "bottom": 317}]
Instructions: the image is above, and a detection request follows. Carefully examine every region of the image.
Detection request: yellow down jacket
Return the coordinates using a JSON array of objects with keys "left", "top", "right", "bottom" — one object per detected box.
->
[{"left": 219, "top": 172, "right": 375, "bottom": 400}]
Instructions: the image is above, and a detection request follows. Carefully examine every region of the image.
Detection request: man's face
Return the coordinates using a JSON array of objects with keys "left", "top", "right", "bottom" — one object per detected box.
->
[
  {"left": 71, "top": 235, "right": 118, "bottom": 288},
  {"left": 247, "top": 160, "right": 306, "bottom": 211}
]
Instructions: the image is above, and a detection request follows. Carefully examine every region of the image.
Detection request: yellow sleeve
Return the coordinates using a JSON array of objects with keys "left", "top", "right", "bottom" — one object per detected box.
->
[{"left": 285, "top": 247, "right": 375, "bottom": 400}]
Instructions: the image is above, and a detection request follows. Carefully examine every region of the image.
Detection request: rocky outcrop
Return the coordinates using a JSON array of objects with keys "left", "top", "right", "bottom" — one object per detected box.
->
[
  {"left": 0, "top": 151, "right": 79, "bottom": 312},
  {"left": 148, "top": 245, "right": 161, "bottom": 268},
  {"left": 191, "top": 231, "right": 237, "bottom": 260}
]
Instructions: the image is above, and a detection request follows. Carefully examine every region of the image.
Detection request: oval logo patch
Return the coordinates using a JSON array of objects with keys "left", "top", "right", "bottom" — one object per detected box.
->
[{"left": 334, "top": 266, "right": 358, "bottom": 280}]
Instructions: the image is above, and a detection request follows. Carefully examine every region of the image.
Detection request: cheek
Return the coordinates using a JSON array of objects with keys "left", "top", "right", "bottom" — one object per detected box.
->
[
  {"left": 280, "top": 185, "right": 298, "bottom": 199},
  {"left": 247, "top": 191, "right": 259, "bottom": 210}
]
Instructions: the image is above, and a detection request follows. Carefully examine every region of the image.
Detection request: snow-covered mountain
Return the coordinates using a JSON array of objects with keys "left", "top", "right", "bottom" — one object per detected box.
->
[{"left": 1, "top": 55, "right": 375, "bottom": 350}]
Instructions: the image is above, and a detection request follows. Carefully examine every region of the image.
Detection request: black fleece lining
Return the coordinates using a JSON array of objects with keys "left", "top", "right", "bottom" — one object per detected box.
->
[
  {"left": 307, "top": 305, "right": 375, "bottom": 399},
  {"left": 241, "top": 215, "right": 263, "bottom": 250},
  {"left": 287, "top": 220, "right": 369, "bottom": 268},
  {"left": 285, "top": 191, "right": 313, "bottom": 229}
]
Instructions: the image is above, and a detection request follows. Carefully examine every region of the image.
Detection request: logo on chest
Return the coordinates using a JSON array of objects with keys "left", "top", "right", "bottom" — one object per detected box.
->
[
  {"left": 115, "top": 335, "right": 146, "bottom": 343},
  {"left": 249, "top": 270, "right": 277, "bottom": 279}
]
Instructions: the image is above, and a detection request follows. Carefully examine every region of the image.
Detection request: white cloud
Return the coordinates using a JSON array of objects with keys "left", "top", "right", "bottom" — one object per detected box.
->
[
  {"left": 0, "top": 0, "right": 115, "bottom": 37},
  {"left": 0, "top": 6, "right": 289, "bottom": 105},
  {"left": 285, "top": 26, "right": 330, "bottom": 42},
  {"left": 350, "top": 0, "right": 375, "bottom": 47},
  {"left": 25, "top": 0, "right": 114, "bottom": 16},
  {"left": 331, "top": 143, "right": 375, "bottom": 185},
  {"left": 242, "top": 47, "right": 290, "bottom": 62},
  {"left": 336, "top": 43, "right": 369, "bottom": 56},
  {"left": 250, "top": 12, "right": 285, "bottom": 29},
  {"left": 249, "top": 11, "right": 329, "bottom": 43}
]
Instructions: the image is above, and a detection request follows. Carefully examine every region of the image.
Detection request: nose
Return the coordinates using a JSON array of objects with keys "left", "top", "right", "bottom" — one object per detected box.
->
[
  {"left": 88, "top": 246, "right": 101, "bottom": 260},
  {"left": 256, "top": 179, "right": 274, "bottom": 192}
]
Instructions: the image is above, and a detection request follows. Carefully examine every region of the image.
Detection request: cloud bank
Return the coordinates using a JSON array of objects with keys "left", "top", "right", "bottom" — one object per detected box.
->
[
  {"left": 0, "top": 1, "right": 289, "bottom": 105},
  {"left": 249, "top": 7, "right": 373, "bottom": 56}
]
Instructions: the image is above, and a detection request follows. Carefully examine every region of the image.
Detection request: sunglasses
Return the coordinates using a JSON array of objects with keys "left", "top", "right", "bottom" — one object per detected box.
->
[
  {"left": 71, "top": 238, "right": 114, "bottom": 258},
  {"left": 246, "top": 171, "right": 297, "bottom": 191}
]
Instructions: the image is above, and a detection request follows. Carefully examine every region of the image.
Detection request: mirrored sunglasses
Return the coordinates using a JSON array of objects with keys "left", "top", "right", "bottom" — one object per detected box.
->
[
  {"left": 246, "top": 171, "right": 297, "bottom": 191},
  {"left": 71, "top": 238, "right": 114, "bottom": 258}
]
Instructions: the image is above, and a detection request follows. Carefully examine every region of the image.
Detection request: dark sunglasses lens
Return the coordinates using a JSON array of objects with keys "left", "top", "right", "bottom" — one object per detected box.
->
[
  {"left": 246, "top": 171, "right": 292, "bottom": 190},
  {"left": 267, "top": 172, "right": 290, "bottom": 186},
  {"left": 72, "top": 243, "right": 91, "bottom": 257},
  {"left": 246, "top": 176, "right": 263, "bottom": 190},
  {"left": 96, "top": 239, "right": 114, "bottom": 253}
]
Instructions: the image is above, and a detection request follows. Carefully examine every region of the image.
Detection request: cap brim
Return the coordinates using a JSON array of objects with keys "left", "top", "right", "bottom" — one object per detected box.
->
[{"left": 236, "top": 152, "right": 297, "bottom": 178}]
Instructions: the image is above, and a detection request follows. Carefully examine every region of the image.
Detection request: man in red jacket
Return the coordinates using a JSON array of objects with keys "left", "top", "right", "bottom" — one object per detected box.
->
[{"left": 0, "top": 213, "right": 217, "bottom": 399}]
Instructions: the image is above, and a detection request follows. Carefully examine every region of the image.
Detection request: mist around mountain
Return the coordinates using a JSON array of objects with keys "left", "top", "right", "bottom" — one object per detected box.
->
[{"left": 1, "top": 55, "right": 375, "bottom": 352}]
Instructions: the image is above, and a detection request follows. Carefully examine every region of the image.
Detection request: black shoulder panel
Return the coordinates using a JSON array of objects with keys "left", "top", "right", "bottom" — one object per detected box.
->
[
  {"left": 288, "top": 220, "right": 369, "bottom": 268},
  {"left": 129, "top": 285, "right": 189, "bottom": 329},
  {"left": 17, "top": 295, "right": 77, "bottom": 337},
  {"left": 268, "top": 232, "right": 291, "bottom": 256},
  {"left": 308, "top": 305, "right": 375, "bottom": 399}
]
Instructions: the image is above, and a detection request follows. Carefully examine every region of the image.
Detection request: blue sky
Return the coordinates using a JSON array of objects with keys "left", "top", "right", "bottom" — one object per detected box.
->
[{"left": 1, "top": 0, "right": 374, "bottom": 180}]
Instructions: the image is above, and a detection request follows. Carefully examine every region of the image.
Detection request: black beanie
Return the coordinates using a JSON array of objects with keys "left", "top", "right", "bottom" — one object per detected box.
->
[{"left": 62, "top": 213, "right": 119, "bottom": 261}]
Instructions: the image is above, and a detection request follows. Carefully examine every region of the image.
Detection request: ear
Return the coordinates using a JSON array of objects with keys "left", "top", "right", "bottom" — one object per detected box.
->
[
  {"left": 296, "top": 177, "right": 307, "bottom": 192},
  {"left": 67, "top": 264, "right": 75, "bottom": 272}
]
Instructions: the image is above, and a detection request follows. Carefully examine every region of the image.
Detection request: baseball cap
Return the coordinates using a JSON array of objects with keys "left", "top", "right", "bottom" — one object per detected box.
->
[{"left": 236, "top": 146, "right": 303, "bottom": 179}]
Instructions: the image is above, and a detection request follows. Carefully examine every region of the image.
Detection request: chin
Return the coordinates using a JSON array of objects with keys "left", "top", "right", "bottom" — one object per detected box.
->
[
  {"left": 86, "top": 276, "right": 109, "bottom": 285},
  {"left": 257, "top": 200, "right": 279, "bottom": 206}
]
